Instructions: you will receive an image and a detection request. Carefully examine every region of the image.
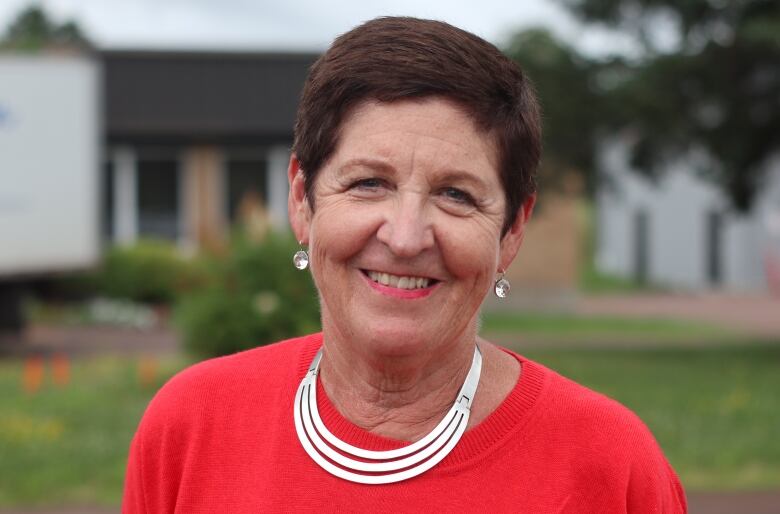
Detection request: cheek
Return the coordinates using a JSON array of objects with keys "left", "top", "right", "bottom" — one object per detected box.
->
[
  {"left": 437, "top": 221, "right": 501, "bottom": 282},
  {"left": 308, "top": 203, "right": 382, "bottom": 270}
]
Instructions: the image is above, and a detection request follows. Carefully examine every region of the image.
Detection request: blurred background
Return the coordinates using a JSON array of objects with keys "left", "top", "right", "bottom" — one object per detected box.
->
[{"left": 0, "top": 1, "right": 778, "bottom": 512}]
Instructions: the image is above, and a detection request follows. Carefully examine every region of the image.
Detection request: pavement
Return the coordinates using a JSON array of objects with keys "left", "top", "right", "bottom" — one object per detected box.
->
[
  {"left": 2, "top": 492, "right": 780, "bottom": 513},
  {"left": 577, "top": 292, "right": 780, "bottom": 339},
  {"left": 0, "top": 323, "right": 179, "bottom": 358},
  {"left": 686, "top": 491, "right": 780, "bottom": 514}
]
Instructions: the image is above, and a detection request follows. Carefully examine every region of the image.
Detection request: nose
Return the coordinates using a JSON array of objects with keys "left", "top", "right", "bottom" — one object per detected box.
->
[{"left": 376, "top": 195, "right": 434, "bottom": 257}]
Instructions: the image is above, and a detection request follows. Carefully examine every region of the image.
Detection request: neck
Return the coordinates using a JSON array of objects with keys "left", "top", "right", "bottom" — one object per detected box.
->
[{"left": 318, "top": 331, "right": 477, "bottom": 442}]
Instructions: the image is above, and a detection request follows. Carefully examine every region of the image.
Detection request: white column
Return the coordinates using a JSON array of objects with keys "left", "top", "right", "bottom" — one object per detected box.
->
[
  {"left": 113, "top": 147, "right": 138, "bottom": 245},
  {"left": 177, "top": 149, "right": 191, "bottom": 252},
  {"left": 267, "top": 146, "right": 291, "bottom": 231}
]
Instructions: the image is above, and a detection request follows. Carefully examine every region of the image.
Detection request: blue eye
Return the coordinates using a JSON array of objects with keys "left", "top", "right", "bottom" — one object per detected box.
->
[
  {"left": 347, "top": 178, "right": 389, "bottom": 198},
  {"left": 441, "top": 187, "right": 475, "bottom": 205},
  {"left": 355, "top": 178, "right": 383, "bottom": 189}
]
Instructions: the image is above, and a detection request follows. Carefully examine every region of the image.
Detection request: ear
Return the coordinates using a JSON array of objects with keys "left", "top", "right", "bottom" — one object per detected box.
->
[
  {"left": 498, "top": 193, "right": 536, "bottom": 272},
  {"left": 287, "top": 154, "right": 311, "bottom": 244}
]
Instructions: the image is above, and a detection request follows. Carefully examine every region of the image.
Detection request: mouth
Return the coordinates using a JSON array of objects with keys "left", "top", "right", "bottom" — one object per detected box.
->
[{"left": 361, "top": 269, "right": 440, "bottom": 290}]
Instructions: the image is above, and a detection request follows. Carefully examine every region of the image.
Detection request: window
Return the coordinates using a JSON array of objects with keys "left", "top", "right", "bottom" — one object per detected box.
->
[
  {"left": 137, "top": 157, "right": 179, "bottom": 240},
  {"left": 102, "top": 159, "right": 114, "bottom": 242},
  {"left": 226, "top": 156, "right": 268, "bottom": 225}
]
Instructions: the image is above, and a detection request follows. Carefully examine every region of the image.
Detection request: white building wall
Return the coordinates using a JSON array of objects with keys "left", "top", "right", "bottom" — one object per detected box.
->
[
  {"left": 266, "top": 146, "right": 291, "bottom": 230},
  {"left": 595, "top": 177, "right": 632, "bottom": 277},
  {"left": 649, "top": 167, "right": 722, "bottom": 289},
  {"left": 112, "top": 147, "right": 138, "bottom": 246},
  {"left": 596, "top": 140, "right": 779, "bottom": 292},
  {"left": 724, "top": 215, "right": 763, "bottom": 291}
]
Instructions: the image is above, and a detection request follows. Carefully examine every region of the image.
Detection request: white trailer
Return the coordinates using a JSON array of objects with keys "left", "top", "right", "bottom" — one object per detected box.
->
[{"left": 0, "top": 54, "right": 100, "bottom": 332}]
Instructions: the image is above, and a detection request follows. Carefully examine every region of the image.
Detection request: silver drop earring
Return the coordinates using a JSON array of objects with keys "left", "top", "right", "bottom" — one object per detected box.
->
[
  {"left": 293, "top": 242, "right": 309, "bottom": 270},
  {"left": 494, "top": 271, "right": 510, "bottom": 298}
]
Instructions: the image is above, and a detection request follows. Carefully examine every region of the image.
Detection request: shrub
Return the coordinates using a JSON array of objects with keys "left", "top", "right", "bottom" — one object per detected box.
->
[
  {"left": 84, "top": 240, "right": 209, "bottom": 304},
  {"left": 175, "top": 233, "right": 320, "bottom": 358}
]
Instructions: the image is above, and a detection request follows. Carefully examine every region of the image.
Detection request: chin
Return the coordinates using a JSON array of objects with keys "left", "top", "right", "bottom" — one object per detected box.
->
[{"left": 360, "top": 326, "right": 435, "bottom": 358}]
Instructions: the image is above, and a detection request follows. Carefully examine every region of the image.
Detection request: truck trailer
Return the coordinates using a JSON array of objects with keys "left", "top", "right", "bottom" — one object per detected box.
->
[{"left": 0, "top": 53, "right": 100, "bottom": 333}]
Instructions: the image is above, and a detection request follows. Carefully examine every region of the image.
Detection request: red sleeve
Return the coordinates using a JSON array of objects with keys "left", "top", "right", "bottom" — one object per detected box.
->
[
  {"left": 624, "top": 429, "right": 688, "bottom": 513},
  {"left": 120, "top": 360, "right": 209, "bottom": 514},
  {"left": 122, "top": 431, "right": 147, "bottom": 513}
]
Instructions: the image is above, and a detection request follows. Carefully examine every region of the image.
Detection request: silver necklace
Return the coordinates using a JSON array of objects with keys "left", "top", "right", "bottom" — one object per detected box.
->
[{"left": 293, "top": 345, "right": 482, "bottom": 484}]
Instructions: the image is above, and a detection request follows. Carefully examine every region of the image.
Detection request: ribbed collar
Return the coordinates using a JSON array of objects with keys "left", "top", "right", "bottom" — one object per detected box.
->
[{"left": 295, "top": 333, "right": 547, "bottom": 468}]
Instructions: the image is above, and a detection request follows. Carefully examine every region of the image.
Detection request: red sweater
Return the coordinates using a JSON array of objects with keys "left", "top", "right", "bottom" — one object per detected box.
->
[{"left": 123, "top": 333, "right": 687, "bottom": 513}]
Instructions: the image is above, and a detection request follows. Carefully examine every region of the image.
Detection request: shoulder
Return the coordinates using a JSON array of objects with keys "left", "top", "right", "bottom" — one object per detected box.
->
[
  {"left": 518, "top": 355, "right": 688, "bottom": 512},
  {"left": 527, "top": 358, "right": 658, "bottom": 446},
  {"left": 137, "top": 333, "right": 319, "bottom": 435},
  {"left": 122, "top": 334, "right": 321, "bottom": 511}
]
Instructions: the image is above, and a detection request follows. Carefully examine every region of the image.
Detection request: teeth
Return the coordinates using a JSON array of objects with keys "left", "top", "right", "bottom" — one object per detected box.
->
[{"left": 367, "top": 271, "right": 431, "bottom": 290}]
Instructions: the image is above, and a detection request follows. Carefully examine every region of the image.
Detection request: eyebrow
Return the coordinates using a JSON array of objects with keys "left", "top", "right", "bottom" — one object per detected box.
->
[
  {"left": 339, "top": 158, "right": 490, "bottom": 190},
  {"left": 433, "top": 170, "right": 490, "bottom": 191},
  {"left": 338, "top": 158, "right": 395, "bottom": 175}
]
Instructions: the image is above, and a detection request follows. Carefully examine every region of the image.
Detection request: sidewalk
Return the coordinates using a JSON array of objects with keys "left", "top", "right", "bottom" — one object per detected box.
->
[
  {"left": 2, "top": 491, "right": 780, "bottom": 514},
  {"left": 0, "top": 323, "right": 179, "bottom": 358},
  {"left": 686, "top": 491, "right": 780, "bottom": 514},
  {"left": 576, "top": 292, "right": 780, "bottom": 338}
]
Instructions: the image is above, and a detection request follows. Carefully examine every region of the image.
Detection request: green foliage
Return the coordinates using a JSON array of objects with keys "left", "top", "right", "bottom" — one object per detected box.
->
[
  {"left": 554, "top": 0, "right": 780, "bottom": 211},
  {"left": 504, "top": 28, "right": 604, "bottom": 196},
  {"left": 175, "top": 234, "right": 320, "bottom": 358},
  {"left": 83, "top": 240, "right": 208, "bottom": 304},
  {"left": 0, "top": 5, "right": 91, "bottom": 51},
  {"left": 505, "top": 0, "right": 779, "bottom": 210}
]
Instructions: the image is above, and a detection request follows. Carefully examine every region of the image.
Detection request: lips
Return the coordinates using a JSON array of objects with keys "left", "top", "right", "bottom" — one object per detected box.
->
[{"left": 363, "top": 270, "right": 437, "bottom": 290}]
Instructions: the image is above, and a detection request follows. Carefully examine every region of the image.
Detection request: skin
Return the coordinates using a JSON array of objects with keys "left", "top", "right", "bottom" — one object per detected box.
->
[{"left": 288, "top": 97, "right": 536, "bottom": 441}]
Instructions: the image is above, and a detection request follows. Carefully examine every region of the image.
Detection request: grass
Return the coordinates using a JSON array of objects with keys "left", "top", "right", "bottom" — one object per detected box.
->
[
  {"left": 0, "top": 338, "right": 778, "bottom": 506},
  {"left": 516, "top": 343, "right": 780, "bottom": 491},
  {"left": 0, "top": 355, "right": 189, "bottom": 507},
  {"left": 579, "top": 265, "right": 661, "bottom": 294},
  {"left": 482, "top": 312, "right": 733, "bottom": 344}
]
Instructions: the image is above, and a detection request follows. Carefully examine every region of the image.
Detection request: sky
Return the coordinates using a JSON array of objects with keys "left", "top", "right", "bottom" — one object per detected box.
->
[{"left": 0, "top": 0, "right": 639, "bottom": 56}]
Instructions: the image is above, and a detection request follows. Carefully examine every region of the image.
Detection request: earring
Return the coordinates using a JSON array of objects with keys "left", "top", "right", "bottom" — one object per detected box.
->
[
  {"left": 494, "top": 271, "right": 510, "bottom": 298},
  {"left": 293, "top": 242, "right": 309, "bottom": 270}
]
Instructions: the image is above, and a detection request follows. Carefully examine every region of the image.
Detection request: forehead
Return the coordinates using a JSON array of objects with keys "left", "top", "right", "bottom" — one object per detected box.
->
[{"left": 331, "top": 97, "right": 500, "bottom": 176}]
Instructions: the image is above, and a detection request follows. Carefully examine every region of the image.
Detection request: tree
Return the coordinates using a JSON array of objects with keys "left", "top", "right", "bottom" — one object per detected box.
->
[
  {"left": 504, "top": 28, "right": 606, "bottom": 197},
  {"left": 558, "top": 0, "right": 780, "bottom": 211},
  {"left": 1, "top": 4, "right": 91, "bottom": 51}
]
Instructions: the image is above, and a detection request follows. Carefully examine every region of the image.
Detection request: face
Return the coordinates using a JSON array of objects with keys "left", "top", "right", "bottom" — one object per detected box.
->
[{"left": 289, "top": 98, "right": 533, "bottom": 360}]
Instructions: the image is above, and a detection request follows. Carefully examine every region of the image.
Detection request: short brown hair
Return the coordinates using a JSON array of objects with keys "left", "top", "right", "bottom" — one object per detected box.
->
[{"left": 293, "top": 16, "right": 541, "bottom": 234}]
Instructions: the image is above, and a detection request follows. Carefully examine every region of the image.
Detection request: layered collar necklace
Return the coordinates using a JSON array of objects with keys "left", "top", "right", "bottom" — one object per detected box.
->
[{"left": 293, "top": 345, "right": 483, "bottom": 484}]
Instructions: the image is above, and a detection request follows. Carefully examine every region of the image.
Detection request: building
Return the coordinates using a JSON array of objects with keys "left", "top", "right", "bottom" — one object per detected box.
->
[
  {"left": 102, "top": 50, "right": 318, "bottom": 250},
  {"left": 0, "top": 49, "right": 585, "bottom": 307},
  {"left": 595, "top": 139, "right": 780, "bottom": 293}
]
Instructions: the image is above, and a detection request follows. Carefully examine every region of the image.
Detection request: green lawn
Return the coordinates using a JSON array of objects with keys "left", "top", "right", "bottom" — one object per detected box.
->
[
  {"left": 517, "top": 344, "right": 780, "bottom": 491},
  {"left": 483, "top": 312, "right": 733, "bottom": 344},
  {"left": 0, "top": 341, "right": 778, "bottom": 507},
  {"left": 0, "top": 355, "right": 189, "bottom": 507}
]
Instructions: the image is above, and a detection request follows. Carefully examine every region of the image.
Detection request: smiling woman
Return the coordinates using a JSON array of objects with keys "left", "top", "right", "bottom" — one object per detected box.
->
[
  {"left": 290, "top": 98, "right": 517, "bottom": 363},
  {"left": 123, "top": 16, "right": 687, "bottom": 513}
]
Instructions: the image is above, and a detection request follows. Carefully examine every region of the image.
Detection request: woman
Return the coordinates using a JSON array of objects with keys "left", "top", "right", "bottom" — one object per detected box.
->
[{"left": 123, "top": 17, "right": 686, "bottom": 513}]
